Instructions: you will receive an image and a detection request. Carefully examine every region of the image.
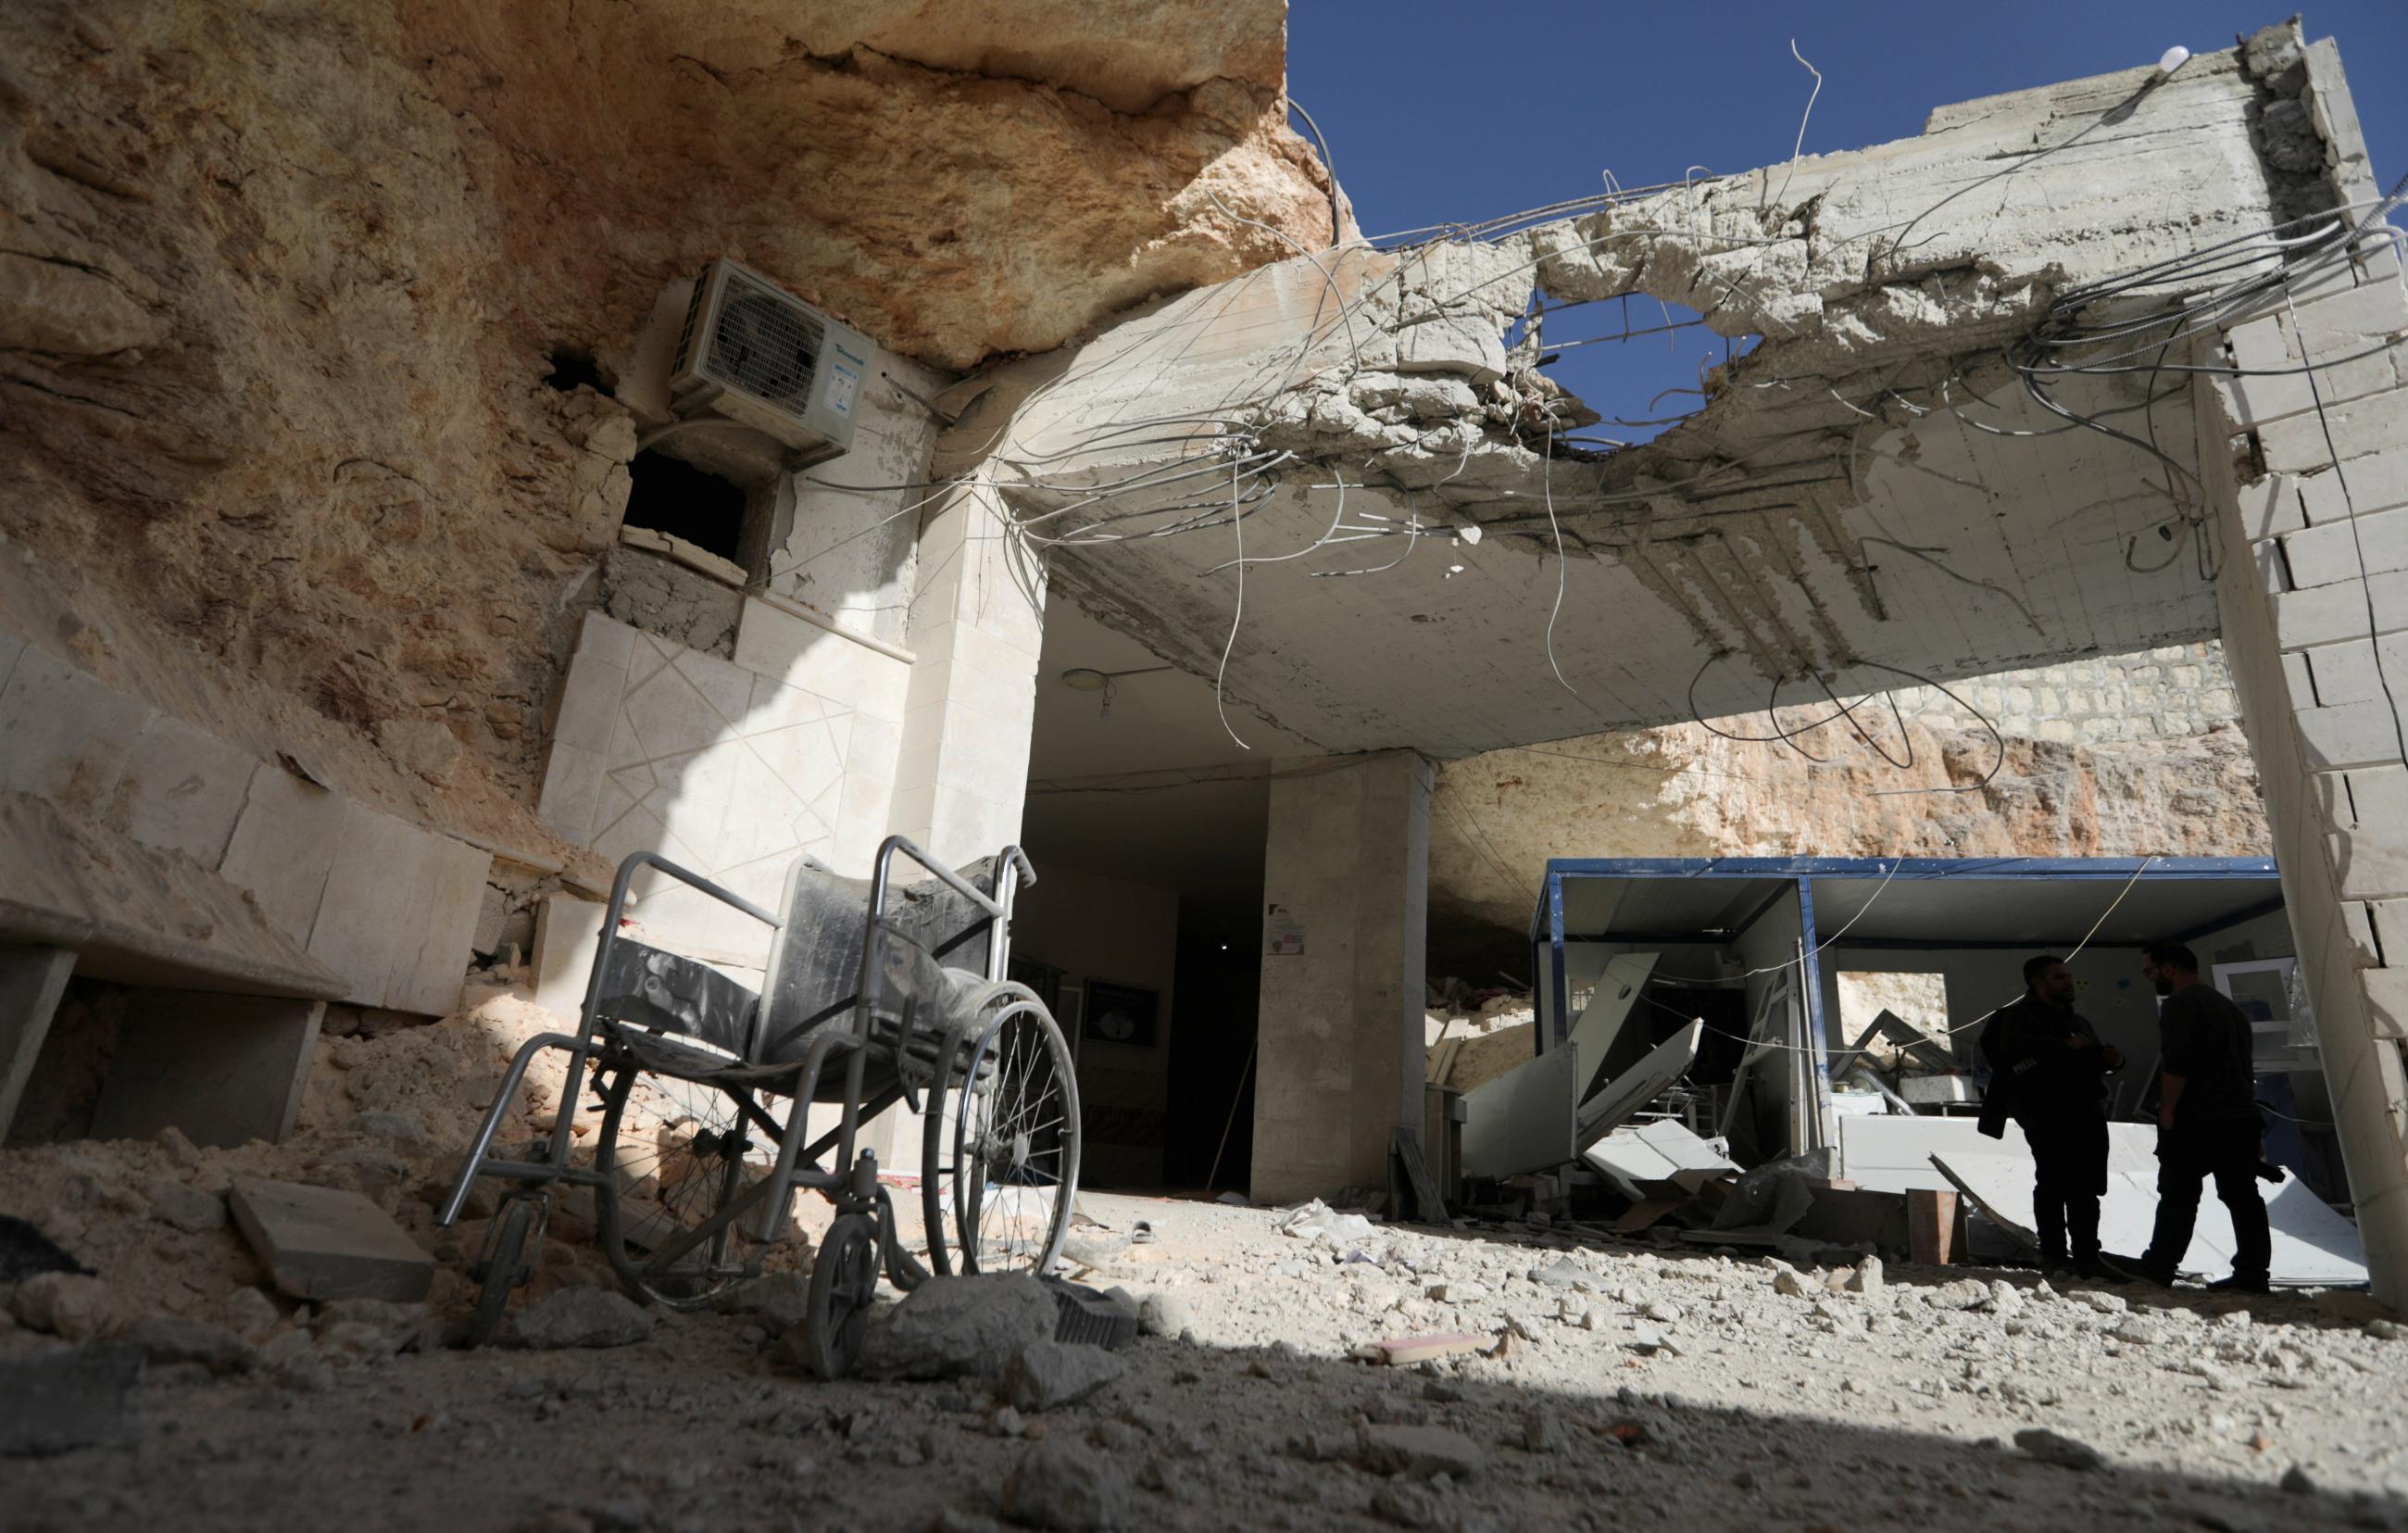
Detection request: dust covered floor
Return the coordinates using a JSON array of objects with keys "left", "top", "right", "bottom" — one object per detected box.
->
[{"left": 6, "top": 1188, "right": 2408, "bottom": 1532}]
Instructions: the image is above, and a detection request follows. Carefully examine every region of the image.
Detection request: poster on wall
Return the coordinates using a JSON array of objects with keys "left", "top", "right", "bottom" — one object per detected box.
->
[
  {"left": 1266, "top": 903, "right": 1305, "bottom": 956},
  {"left": 1083, "top": 981, "right": 1159, "bottom": 1049}
]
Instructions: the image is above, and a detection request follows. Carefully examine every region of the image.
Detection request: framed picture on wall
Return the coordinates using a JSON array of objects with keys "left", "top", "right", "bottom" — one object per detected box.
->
[{"left": 1082, "top": 981, "right": 1159, "bottom": 1049}]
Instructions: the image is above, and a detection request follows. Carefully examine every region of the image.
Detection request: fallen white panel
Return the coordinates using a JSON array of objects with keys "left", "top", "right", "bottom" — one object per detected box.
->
[
  {"left": 1839, "top": 1115, "right": 2028, "bottom": 1193},
  {"left": 1567, "top": 952, "right": 1658, "bottom": 1099},
  {"left": 1575, "top": 1021, "right": 1702, "bottom": 1152},
  {"left": 1460, "top": 1041, "right": 1581, "bottom": 1179},
  {"left": 1581, "top": 1117, "right": 1737, "bottom": 1200},
  {"left": 1932, "top": 1150, "right": 2367, "bottom": 1287}
]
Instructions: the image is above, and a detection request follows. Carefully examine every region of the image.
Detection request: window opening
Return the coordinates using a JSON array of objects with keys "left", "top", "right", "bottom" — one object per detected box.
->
[{"left": 621, "top": 448, "right": 751, "bottom": 566}]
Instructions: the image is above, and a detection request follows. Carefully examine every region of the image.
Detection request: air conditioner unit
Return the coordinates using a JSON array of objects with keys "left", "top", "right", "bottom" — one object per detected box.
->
[{"left": 668, "top": 258, "right": 871, "bottom": 468}]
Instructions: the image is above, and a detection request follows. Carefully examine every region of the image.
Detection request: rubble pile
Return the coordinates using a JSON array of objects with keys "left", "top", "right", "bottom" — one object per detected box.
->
[
  {"left": 4, "top": 1189, "right": 2402, "bottom": 1530},
  {"left": 0, "top": 980, "right": 753, "bottom": 1350}
]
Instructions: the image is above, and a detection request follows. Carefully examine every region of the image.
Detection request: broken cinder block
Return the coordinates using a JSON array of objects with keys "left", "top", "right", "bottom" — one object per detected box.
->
[{"left": 228, "top": 1177, "right": 433, "bottom": 1302}]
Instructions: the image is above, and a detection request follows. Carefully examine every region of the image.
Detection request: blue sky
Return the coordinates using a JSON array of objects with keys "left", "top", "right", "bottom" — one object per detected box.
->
[{"left": 1287, "top": 2, "right": 2405, "bottom": 435}]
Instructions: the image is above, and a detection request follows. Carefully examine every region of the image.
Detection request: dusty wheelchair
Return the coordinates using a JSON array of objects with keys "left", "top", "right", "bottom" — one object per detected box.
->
[{"left": 436, "top": 835, "right": 1082, "bottom": 1376}]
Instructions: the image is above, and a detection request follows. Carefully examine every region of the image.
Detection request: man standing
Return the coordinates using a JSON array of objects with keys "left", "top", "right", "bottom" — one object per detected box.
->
[
  {"left": 2138, "top": 941, "right": 2272, "bottom": 1293},
  {"left": 1980, "top": 956, "right": 2124, "bottom": 1278}
]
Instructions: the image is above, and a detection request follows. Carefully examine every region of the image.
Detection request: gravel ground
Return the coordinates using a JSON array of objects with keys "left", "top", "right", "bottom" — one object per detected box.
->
[{"left": 6, "top": 1188, "right": 2407, "bottom": 1532}]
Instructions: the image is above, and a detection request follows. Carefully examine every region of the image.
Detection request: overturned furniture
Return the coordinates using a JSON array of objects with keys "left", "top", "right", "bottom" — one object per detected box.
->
[{"left": 439, "top": 835, "right": 1083, "bottom": 1375}]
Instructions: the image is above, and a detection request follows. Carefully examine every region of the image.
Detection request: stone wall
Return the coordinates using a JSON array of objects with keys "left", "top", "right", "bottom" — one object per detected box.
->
[
  {"left": 1888, "top": 642, "right": 2239, "bottom": 747},
  {"left": 0, "top": 0, "right": 1334, "bottom": 869},
  {"left": 1425, "top": 643, "right": 2271, "bottom": 969}
]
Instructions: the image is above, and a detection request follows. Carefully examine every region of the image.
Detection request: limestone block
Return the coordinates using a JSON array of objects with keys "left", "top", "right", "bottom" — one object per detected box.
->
[
  {"left": 2274, "top": 571, "right": 2408, "bottom": 650},
  {"left": 112, "top": 713, "right": 258, "bottom": 869},
  {"left": 2359, "top": 970, "right": 2408, "bottom": 1043},
  {"left": 2301, "top": 637, "right": 2408, "bottom": 709},
  {"left": 0, "top": 645, "right": 151, "bottom": 813},
  {"left": 2285, "top": 507, "right": 2408, "bottom": 589},
  {"left": 227, "top": 1178, "right": 433, "bottom": 1302},
  {"left": 2368, "top": 900, "right": 2408, "bottom": 966},
  {"left": 90, "top": 992, "right": 325, "bottom": 1148},
  {"left": 2299, "top": 450, "right": 2408, "bottom": 524},
  {"left": 2297, "top": 699, "right": 2408, "bottom": 773},
  {"left": 2261, "top": 387, "right": 2408, "bottom": 474},
  {"left": 218, "top": 768, "right": 348, "bottom": 946},
  {"left": 2215, "top": 346, "right": 2398, "bottom": 430},
  {"left": 305, "top": 804, "right": 491, "bottom": 1014}
]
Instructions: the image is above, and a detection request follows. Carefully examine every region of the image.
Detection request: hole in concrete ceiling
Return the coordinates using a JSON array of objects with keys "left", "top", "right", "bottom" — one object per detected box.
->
[
  {"left": 1531, "top": 296, "right": 1760, "bottom": 446},
  {"left": 622, "top": 449, "right": 750, "bottom": 564},
  {"left": 544, "top": 346, "right": 611, "bottom": 394}
]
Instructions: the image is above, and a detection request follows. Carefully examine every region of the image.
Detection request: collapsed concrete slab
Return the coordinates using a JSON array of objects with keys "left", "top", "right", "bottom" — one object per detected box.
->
[{"left": 945, "top": 31, "right": 2363, "bottom": 759}]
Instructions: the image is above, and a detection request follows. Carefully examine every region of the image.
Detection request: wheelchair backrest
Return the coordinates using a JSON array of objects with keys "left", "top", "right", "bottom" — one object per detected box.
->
[{"left": 754, "top": 853, "right": 999, "bottom": 1064}]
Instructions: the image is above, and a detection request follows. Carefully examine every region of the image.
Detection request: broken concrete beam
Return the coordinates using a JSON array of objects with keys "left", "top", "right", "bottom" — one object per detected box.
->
[
  {"left": 0, "top": 1345, "right": 144, "bottom": 1456},
  {"left": 227, "top": 1178, "right": 433, "bottom": 1302}
]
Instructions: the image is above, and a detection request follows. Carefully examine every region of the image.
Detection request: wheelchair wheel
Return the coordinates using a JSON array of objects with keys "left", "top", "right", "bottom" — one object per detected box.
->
[
  {"left": 951, "top": 1000, "right": 1081, "bottom": 1277},
  {"left": 465, "top": 1194, "right": 536, "bottom": 1349},
  {"left": 803, "top": 1213, "right": 879, "bottom": 1380},
  {"left": 594, "top": 1063, "right": 758, "bottom": 1309}
]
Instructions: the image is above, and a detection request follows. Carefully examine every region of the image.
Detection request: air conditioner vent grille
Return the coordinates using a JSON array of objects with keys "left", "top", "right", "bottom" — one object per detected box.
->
[{"left": 699, "top": 265, "right": 823, "bottom": 410}]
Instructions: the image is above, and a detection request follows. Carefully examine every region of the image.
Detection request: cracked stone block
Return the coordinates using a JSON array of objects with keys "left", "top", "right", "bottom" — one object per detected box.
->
[{"left": 227, "top": 1178, "right": 433, "bottom": 1302}]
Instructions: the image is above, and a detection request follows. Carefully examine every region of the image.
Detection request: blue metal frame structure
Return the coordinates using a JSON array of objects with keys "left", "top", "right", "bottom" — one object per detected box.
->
[{"left": 1524, "top": 854, "right": 2287, "bottom": 1146}]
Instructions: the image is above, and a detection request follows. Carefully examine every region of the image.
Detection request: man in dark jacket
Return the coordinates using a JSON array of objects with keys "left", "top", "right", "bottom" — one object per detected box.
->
[
  {"left": 2137, "top": 941, "right": 2272, "bottom": 1293},
  {"left": 1980, "top": 955, "right": 2124, "bottom": 1278}
]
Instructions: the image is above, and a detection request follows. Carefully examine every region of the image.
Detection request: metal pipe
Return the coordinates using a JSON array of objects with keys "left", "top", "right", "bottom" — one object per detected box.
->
[{"left": 438, "top": 1030, "right": 581, "bottom": 1225}]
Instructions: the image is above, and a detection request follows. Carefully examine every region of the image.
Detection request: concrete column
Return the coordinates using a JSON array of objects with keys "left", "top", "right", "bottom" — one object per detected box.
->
[
  {"left": 2205, "top": 253, "right": 2408, "bottom": 1306},
  {"left": 0, "top": 946, "right": 77, "bottom": 1140},
  {"left": 892, "top": 481, "right": 1046, "bottom": 871},
  {"left": 882, "top": 481, "right": 1046, "bottom": 1174},
  {"left": 90, "top": 991, "right": 326, "bottom": 1148},
  {"left": 1250, "top": 751, "right": 1432, "bottom": 1205}
]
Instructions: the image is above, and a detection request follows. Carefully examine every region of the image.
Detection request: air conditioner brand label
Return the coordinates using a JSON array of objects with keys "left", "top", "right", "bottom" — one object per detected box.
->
[{"left": 825, "top": 344, "right": 867, "bottom": 417}]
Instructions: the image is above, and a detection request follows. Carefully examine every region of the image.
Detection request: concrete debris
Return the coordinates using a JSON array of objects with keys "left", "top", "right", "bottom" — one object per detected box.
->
[
  {"left": 1000, "top": 1439, "right": 1132, "bottom": 1532},
  {"left": 862, "top": 1275, "right": 1059, "bottom": 1381},
  {"left": 1356, "top": 1423, "right": 1485, "bottom": 1480},
  {"left": 2014, "top": 1428, "right": 2105, "bottom": 1472},
  {"left": 513, "top": 1288, "right": 654, "bottom": 1350},
  {"left": 1278, "top": 1200, "right": 1377, "bottom": 1247},
  {"left": 998, "top": 1341, "right": 1126, "bottom": 1413},
  {"left": 143, "top": 1178, "right": 228, "bottom": 1234},
  {"left": 311, "top": 1298, "right": 438, "bottom": 1356},
  {"left": 124, "top": 1316, "right": 257, "bottom": 1375},
  {"left": 228, "top": 1178, "right": 434, "bottom": 1303},
  {"left": 9, "top": 1272, "right": 128, "bottom": 1340},
  {"left": 1137, "top": 1291, "right": 1194, "bottom": 1339},
  {"left": 0, "top": 1345, "right": 144, "bottom": 1456},
  {"left": 1844, "top": 1256, "right": 1884, "bottom": 1297}
]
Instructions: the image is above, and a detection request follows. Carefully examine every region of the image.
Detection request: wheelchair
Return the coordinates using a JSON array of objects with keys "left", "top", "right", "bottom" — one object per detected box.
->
[{"left": 436, "top": 835, "right": 1082, "bottom": 1377}]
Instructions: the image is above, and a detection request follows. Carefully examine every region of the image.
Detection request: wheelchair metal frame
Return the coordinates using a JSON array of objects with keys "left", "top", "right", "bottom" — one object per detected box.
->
[{"left": 437, "top": 833, "right": 1036, "bottom": 1298}]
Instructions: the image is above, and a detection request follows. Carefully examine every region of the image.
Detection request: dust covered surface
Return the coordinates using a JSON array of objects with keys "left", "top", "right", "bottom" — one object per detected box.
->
[{"left": 3, "top": 1185, "right": 2405, "bottom": 1531}]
